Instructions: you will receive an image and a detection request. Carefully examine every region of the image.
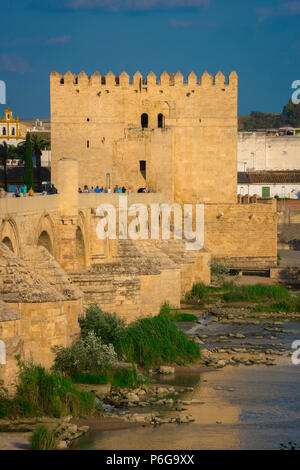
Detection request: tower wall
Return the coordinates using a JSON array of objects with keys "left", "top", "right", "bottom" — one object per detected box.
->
[{"left": 50, "top": 70, "right": 238, "bottom": 204}]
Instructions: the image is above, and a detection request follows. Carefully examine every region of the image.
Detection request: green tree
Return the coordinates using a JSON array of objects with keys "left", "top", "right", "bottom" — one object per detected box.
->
[
  {"left": 18, "top": 134, "right": 50, "bottom": 192},
  {"left": 31, "top": 134, "right": 50, "bottom": 191},
  {"left": 281, "top": 99, "right": 300, "bottom": 127},
  {"left": 23, "top": 132, "right": 34, "bottom": 191},
  {"left": 0, "top": 142, "right": 19, "bottom": 191}
]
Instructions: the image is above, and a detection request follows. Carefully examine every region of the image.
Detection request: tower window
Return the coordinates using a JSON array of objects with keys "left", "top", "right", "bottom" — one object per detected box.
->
[
  {"left": 87, "top": 140, "right": 90, "bottom": 148},
  {"left": 141, "top": 113, "right": 148, "bottom": 129},
  {"left": 140, "top": 160, "right": 146, "bottom": 179},
  {"left": 60, "top": 78, "right": 64, "bottom": 84},
  {"left": 11, "top": 128, "right": 15, "bottom": 135},
  {"left": 158, "top": 113, "right": 164, "bottom": 128},
  {"left": 2, "top": 127, "right": 6, "bottom": 135}
]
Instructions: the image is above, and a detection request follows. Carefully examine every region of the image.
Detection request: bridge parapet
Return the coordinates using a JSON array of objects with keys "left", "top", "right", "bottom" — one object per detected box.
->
[
  {"left": 0, "top": 195, "right": 60, "bottom": 215},
  {"left": 78, "top": 192, "right": 169, "bottom": 209}
]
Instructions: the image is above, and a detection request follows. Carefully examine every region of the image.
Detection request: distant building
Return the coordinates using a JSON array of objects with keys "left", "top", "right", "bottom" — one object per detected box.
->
[
  {"left": 238, "top": 171, "right": 300, "bottom": 199},
  {"left": 238, "top": 129, "right": 300, "bottom": 172},
  {"left": 0, "top": 107, "right": 25, "bottom": 146}
]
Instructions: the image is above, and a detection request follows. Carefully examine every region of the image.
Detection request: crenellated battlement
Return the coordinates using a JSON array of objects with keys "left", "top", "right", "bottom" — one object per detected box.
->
[{"left": 50, "top": 69, "right": 238, "bottom": 89}]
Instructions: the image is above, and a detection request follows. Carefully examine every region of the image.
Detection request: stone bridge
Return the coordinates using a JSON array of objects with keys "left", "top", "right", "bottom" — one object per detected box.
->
[{"left": 0, "top": 158, "right": 211, "bottom": 322}]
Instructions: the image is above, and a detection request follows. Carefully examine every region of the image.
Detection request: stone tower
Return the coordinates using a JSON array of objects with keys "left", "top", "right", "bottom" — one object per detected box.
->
[{"left": 50, "top": 69, "right": 238, "bottom": 204}]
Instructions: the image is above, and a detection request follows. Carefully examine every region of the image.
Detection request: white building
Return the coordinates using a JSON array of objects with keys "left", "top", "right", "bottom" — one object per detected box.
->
[
  {"left": 238, "top": 130, "right": 300, "bottom": 172},
  {"left": 238, "top": 171, "right": 300, "bottom": 199}
]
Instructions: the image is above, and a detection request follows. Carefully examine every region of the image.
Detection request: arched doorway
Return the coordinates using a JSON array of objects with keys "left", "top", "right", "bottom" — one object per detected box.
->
[
  {"left": 2, "top": 237, "right": 14, "bottom": 252},
  {"left": 37, "top": 231, "right": 53, "bottom": 255},
  {"left": 76, "top": 226, "right": 86, "bottom": 270}
]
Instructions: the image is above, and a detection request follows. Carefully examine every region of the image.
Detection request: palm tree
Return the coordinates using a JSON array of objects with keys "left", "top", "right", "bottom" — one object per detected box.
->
[
  {"left": 0, "top": 142, "right": 19, "bottom": 191},
  {"left": 31, "top": 134, "right": 50, "bottom": 192}
]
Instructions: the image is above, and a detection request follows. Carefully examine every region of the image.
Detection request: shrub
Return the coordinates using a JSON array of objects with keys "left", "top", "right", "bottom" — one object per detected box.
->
[
  {"left": 116, "top": 315, "right": 200, "bottom": 368},
  {"left": 53, "top": 331, "right": 118, "bottom": 376},
  {"left": 3, "top": 358, "right": 96, "bottom": 418},
  {"left": 79, "top": 304, "right": 126, "bottom": 346},
  {"left": 29, "top": 425, "right": 57, "bottom": 450},
  {"left": 159, "top": 302, "right": 197, "bottom": 322},
  {"left": 210, "top": 259, "right": 230, "bottom": 277}
]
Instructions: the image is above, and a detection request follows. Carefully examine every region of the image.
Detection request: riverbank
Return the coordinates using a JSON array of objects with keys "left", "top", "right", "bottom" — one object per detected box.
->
[
  {"left": 1, "top": 286, "right": 300, "bottom": 451},
  {"left": 71, "top": 359, "right": 300, "bottom": 450}
]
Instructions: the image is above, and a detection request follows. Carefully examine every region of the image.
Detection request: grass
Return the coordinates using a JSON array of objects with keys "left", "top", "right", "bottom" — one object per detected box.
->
[
  {"left": 0, "top": 358, "right": 95, "bottom": 419},
  {"left": 222, "top": 282, "right": 291, "bottom": 303},
  {"left": 221, "top": 282, "right": 300, "bottom": 312},
  {"left": 115, "top": 314, "right": 200, "bottom": 368},
  {"left": 185, "top": 283, "right": 221, "bottom": 303},
  {"left": 110, "top": 365, "right": 148, "bottom": 388},
  {"left": 71, "top": 367, "right": 148, "bottom": 388},
  {"left": 71, "top": 373, "right": 108, "bottom": 385},
  {"left": 184, "top": 280, "right": 300, "bottom": 313},
  {"left": 29, "top": 425, "right": 57, "bottom": 451},
  {"left": 159, "top": 302, "right": 198, "bottom": 322}
]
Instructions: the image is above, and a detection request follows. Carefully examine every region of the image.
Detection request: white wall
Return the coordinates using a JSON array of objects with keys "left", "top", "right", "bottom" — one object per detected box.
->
[
  {"left": 41, "top": 150, "right": 51, "bottom": 167},
  {"left": 238, "top": 183, "right": 300, "bottom": 199},
  {"left": 238, "top": 132, "right": 300, "bottom": 171}
]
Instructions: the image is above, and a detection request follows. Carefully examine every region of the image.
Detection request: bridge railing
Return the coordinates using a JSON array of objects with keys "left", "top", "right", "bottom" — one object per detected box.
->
[
  {"left": 0, "top": 193, "right": 169, "bottom": 216},
  {"left": 0, "top": 194, "right": 60, "bottom": 215}
]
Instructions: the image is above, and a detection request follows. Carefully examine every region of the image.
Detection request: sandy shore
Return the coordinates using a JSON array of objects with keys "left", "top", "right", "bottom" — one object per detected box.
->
[{"left": 0, "top": 432, "right": 30, "bottom": 450}]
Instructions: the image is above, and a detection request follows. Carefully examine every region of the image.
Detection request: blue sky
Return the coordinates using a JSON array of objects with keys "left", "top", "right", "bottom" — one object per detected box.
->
[{"left": 0, "top": 0, "right": 299, "bottom": 118}]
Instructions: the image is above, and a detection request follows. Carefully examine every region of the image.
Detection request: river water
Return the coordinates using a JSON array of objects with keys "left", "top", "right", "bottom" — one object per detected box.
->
[{"left": 73, "top": 314, "right": 300, "bottom": 450}]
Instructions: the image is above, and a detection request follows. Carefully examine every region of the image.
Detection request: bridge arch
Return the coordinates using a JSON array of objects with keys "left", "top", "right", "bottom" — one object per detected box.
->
[
  {"left": 0, "top": 219, "right": 21, "bottom": 255},
  {"left": 37, "top": 230, "right": 54, "bottom": 255},
  {"left": 35, "top": 214, "right": 56, "bottom": 258}
]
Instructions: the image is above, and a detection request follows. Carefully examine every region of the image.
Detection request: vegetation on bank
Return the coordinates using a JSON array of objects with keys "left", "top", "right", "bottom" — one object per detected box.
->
[
  {"left": 185, "top": 283, "right": 221, "bottom": 303},
  {"left": 0, "top": 358, "right": 95, "bottom": 419},
  {"left": 110, "top": 365, "right": 149, "bottom": 388},
  {"left": 53, "top": 331, "right": 118, "bottom": 376},
  {"left": 186, "top": 278, "right": 300, "bottom": 313},
  {"left": 159, "top": 302, "right": 198, "bottom": 322},
  {"left": 116, "top": 314, "right": 200, "bottom": 368},
  {"left": 77, "top": 304, "right": 199, "bottom": 368},
  {"left": 0, "top": 304, "right": 200, "bottom": 419},
  {"left": 71, "top": 365, "right": 148, "bottom": 389}
]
